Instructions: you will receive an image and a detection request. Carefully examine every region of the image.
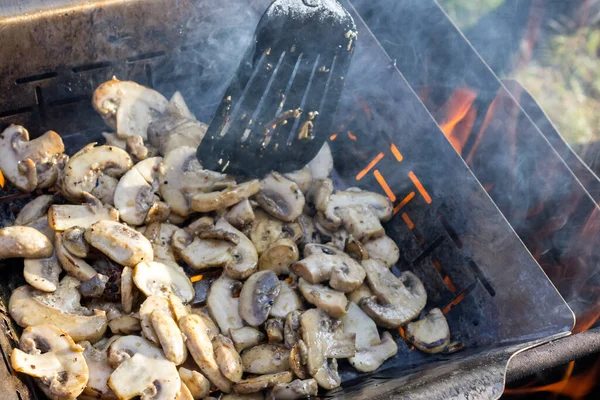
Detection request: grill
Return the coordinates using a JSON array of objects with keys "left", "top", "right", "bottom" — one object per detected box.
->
[{"left": 0, "top": 1, "right": 579, "bottom": 399}]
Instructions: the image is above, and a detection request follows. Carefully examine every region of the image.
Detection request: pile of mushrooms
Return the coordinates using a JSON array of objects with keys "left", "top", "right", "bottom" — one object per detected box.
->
[{"left": 0, "top": 78, "right": 454, "bottom": 400}]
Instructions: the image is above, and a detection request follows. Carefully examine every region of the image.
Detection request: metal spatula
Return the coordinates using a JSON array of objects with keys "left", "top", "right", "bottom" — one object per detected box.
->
[{"left": 197, "top": 0, "right": 357, "bottom": 179}]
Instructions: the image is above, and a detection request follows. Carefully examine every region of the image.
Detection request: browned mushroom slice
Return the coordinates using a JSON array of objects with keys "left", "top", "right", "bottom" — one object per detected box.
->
[
  {"left": 250, "top": 209, "right": 284, "bottom": 254},
  {"left": 151, "top": 309, "right": 188, "bottom": 365},
  {"left": 108, "top": 314, "right": 141, "bottom": 335},
  {"left": 85, "top": 220, "right": 154, "bottom": 267},
  {"left": 241, "top": 344, "right": 290, "bottom": 374},
  {"left": 360, "top": 259, "right": 427, "bottom": 328},
  {"left": 191, "top": 179, "right": 261, "bottom": 212},
  {"left": 234, "top": 371, "right": 293, "bottom": 395},
  {"left": 255, "top": 172, "right": 305, "bottom": 222},
  {"left": 23, "top": 252, "right": 61, "bottom": 292},
  {"left": 345, "top": 235, "right": 369, "bottom": 260},
  {"left": 264, "top": 318, "right": 285, "bottom": 343},
  {"left": 298, "top": 279, "right": 349, "bottom": 318},
  {"left": 305, "top": 178, "right": 333, "bottom": 215},
  {"left": 283, "top": 167, "right": 313, "bottom": 193},
  {"left": 0, "top": 125, "right": 64, "bottom": 192},
  {"left": 230, "top": 327, "right": 266, "bottom": 353},
  {"left": 306, "top": 142, "right": 333, "bottom": 181},
  {"left": 179, "top": 367, "right": 211, "bottom": 400},
  {"left": 363, "top": 235, "right": 400, "bottom": 268},
  {"left": 212, "top": 334, "right": 243, "bottom": 383},
  {"left": 284, "top": 310, "right": 302, "bottom": 349},
  {"left": 258, "top": 238, "right": 299, "bottom": 275},
  {"left": 139, "top": 295, "right": 172, "bottom": 344},
  {"left": 270, "top": 280, "right": 304, "bottom": 319},
  {"left": 225, "top": 199, "right": 255, "bottom": 228},
  {"left": 55, "top": 232, "right": 96, "bottom": 282},
  {"left": 14, "top": 194, "right": 54, "bottom": 226},
  {"left": 0, "top": 226, "right": 53, "bottom": 259},
  {"left": 239, "top": 271, "right": 281, "bottom": 326},
  {"left": 216, "top": 218, "right": 258, "bottom": 280},
  {"left": 404, "top": 308, "right": 451, "bottom": 354},
  {"left": 324, "top": 189, "right": 393, "bottom": 229},
  {"left": 269, "top": 378, "right": 318, "bottom": 399},
  {"left": 289, "top": 341, "right": 310, "bottom": 379},
  {"left": 172, "top": 228, "right": 234, "bottom": 271},
  {"left": 207, "top": 275, "right": 244, "bottom": 334}
]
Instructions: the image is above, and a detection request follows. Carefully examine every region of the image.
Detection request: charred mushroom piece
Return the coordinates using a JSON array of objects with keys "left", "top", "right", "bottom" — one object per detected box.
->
[
  {"left": 49, "top": 192, "right": 119, "bottom": 231},
  {"left": 80, "top": 337, "right": 120, "bottom": 399},
  {"left": 360, "top": 259, "right": 427, "bottom": 328},
  {"left": 55, "top": 232, "right": 97, "bottom": 282},
  {"left": 159, "top": 147, "right": 235, "bottom": 217},
  {"left": 61, "top": 143, "right": 133, "bottom": 204},
  {"left": 250, "top": 209, "right": 284, "bottom": 254},
  {"left": 179, "top": 367, "right": 210, "bottom": 400},
  {"left": 93, "top": 78, "right": 168, "bottom": 140},
  {"left": 258, "top": 239, "right": 299, "bottom": 276},
  {"left": 11, "top": 324, "right": 87, "bottom": 400},
  {"left": 284, "top": 311, "right": 302, "bottom": 349},
  {"left": 212, "top": 334, "right": 243, "bottom": 383},
  {"left": 363, "top": 235, "right": 400, "bottom": 268},
  {"left": 15, "top": 194, "right": 54, "bottom": 226},
  {"left": 283, "top": 167, "right": 313, "bottom": 194},
  {"left": 114, "top": 157, "right": 164, "bottom": 225},
  {"left": 216, "top": 218, "right": 258, "bottom": 280},
  {"left": 270, "top": 280, "right": 304, "bottom": 319},
  {"left": 23, "top": 252, "right": 61, "bottom": 292},
  {"left": 347, "top": 283, "right": 373, "bottom": 304},
  {"left": 239, "top": 271, "right": 281, "bottom": 326},
  {"left": 0, "top": 125, "right": 64, "bottom": 192},
  {"left": 179, "top": 314, "right": 233, "bottom": 393},
  {"left": 234, "top": 372, "right": 293, "bottom": 395},
  {"left": 292, "top": 243, "right": 366, "bottom": 293},
  {"left": 108, "top": 353, "right": 180, "bottom": 400},
  {"left": 139, "top": 295, "right": 172, "bottom": 344},
  {"left": 343, "top": 303, "right": 397, "bottom": 372},
  {"left": 324, "top": 189, "right": 393, "bottom": 229},
  {"left": 229, "top": 327, "right": 265, "bottom": 353},
  {"left": 133, "top": 261, "right": 194, "bottom": 302},
  {"left": 0, "top": 226, "right": 53, "bottom": 259},
  {"left": 151, "top": 309, "right": 188, "bottom": 364},
  {"left": 191, "top": 179, "right": 261, "bottom": 212},
  {"left": 207, "top": 275, "right": 244, "bottom": 334},
  {"left": 269, "top": 378, "right": 318, "bottom": 400},
  {"left": 85, "top": 220, "right": 154, "bottom": 267},
  {"left": 306, "top": 142, "right": 333, "bottom": 181},
  {"left": 225, "top": 199, "right": 255, "bottom": 228},
  {"left": 404, "top": 308, "right": 450, "bottom": 354},
  {"left": 255, "top": 172, "right": 305, "bottom": 222},
  {"left": 265, "top": 318, "right": 285, "bottom": 344},
  {"left": 9, "top": 276, "right": 107, "bottom": 342},
  {"left": 107, "top": 335, "right": 165, "bottom": 368},
  {"left": 241, "top": 344, "right": 290, "bottom": 374},
  {"left": 298, "top": 279, "right": 349, "bottom": 318},
  {"left": 172, "top": 228, "right": 234, "bottom": 271}
]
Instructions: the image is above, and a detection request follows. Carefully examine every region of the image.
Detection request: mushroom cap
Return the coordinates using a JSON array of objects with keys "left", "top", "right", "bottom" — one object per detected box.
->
[
  {"left": 258, "top": 238, "right": 299, "bottom": 276},
  {"left": 324, "top": 189, "right": 393, "bottom": 228},
  {"left": 85, "top": 220, "right": 154, "bottom": 267},
  {"left": 404, "top": 308, "right": 450, "bottom": 354},
  {"left": 133, "top": 261, "right": 194, "bottom": 302},
  {"left": 269, "top": 280, "right": 304, "bottom": 319},
  {"left": 107, "top": 335, "right": 165, "bottom": 368},
  {"left": 11, "top": 324, "right": 88, "bottom": 400},
  {"left": 363, "top": 235, "right": 400, "bottom": 268},
  {"left": 255, "top": 172, "right": 305, "bottom": 222},
  {"left": 0, "top": 226, "right": 53, "bottom": 259},
  {"left": 216, "top": 218, "right": 258, "bottom": 280},
  {"left": 23, "top": 252, "right": 62, "bottom": 292},
  {"left": 61, "top": 143, "right": 133, "bottom": 203},
  {"left": 298, "top": 278, "right": 349, "bottom": 318},
  {"left": 229, "top": 327, "right": 266, "bottom": 353},
  {"left": 9, "top": 277, "right": 108, "bottom": 343},
  {"left": 241, "top": 344, "right": 290, "bottom": 375},
  {"left": 207, "top": 275, "right": 244, "bottom": 334},
  {"left": 239, "top": 271, "right": 281, "bottom": 327},
  {"left": 15, "top": 194, "right": 54, "bottom": 226}
]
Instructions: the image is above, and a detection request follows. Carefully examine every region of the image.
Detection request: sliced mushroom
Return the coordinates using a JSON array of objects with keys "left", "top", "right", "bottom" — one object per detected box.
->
[
  {"left": 14, "top": 194, "right": 54, "bottom": 226},
  {"left": 226, "top": 199, "right": 255, "bottom": 228},
  {"left": 25, "top": 215, "right": 55, "bottom": 241},
  {"left": 241, "top": 344, "right": 290, "bottom": 374},
  {"left": 108, "top": 353, "right": 180, "bottom": 400},
  {"left": 314, "top": 218, "right": 347, "bottom": 250},
  {"left": 23, "top": 252, "right": 61, "bottom": 292},
  {"left": 152, "top": 309, "right": 188, "bottom": 364},
  {"left": 60, "top": 226, "right": 89, "bottom": 258},
  {"left": 250, "top": 209, "right": 284, "bottom": 254},
  {"left": 255, "top": 172, "right": 305, "bottom": 222},
  {"left": 114, "top": 156, "right": 164, "bottom": 225},
  {"left": 93, "top": 78, "right": 168, "bottom": 140},
  {"left": 55, "top": 232, "right": 97, "bottom": 281},
  {"left": 191, "top": 179, "right": 260, "bottom": 212},
  {"left": 190, "top": 310, "right": 221, "bottom": 339},
  {"left": 258, "top": 239, "right": 299, "bottom": 276},
  {"left": 159, "top": 146, "right": 234, "bottom": 216},
  {"left": 265, "top": 318, "right": 285, "bottom": 343},
  {"left": 0, "top": 226, "right": 53, "bottom": 259},
  {"left": 107, "top": 335, "right": 165, "bottom": 368},
  {"left": 61, "top": 143, "right": 133, "bottom": 204},
  {"left": 81, "top": 337, "right": 120, "bottom": 400},
  {"left": 306, "top": 142, "right": 333, "bottom": 181},
  {"left": 297, "top": 214, "right": 319, "bottom": 249},
  {"left": 324, "top": 189, "right": 393, "bottom": 229},
  {"left": 139, "top": 295, "right": 172, "bottom": 344},
  {"left": 179, "top": 367, "right": 210, "bottom": 400},
  {"left": 9, "top": 276, "right": 107, "bottom": 342},
  {"left": 120, "top": 266, "right": 136, "bottom": 314},
  {"left": 79, "top": 274, "right": 109, "bottom": 298},
  {"left": 337, "top": 205, "right": 385, "bottom": 242},
  {"left": 292, "top": 243, "right": 365, "bottom": 293},
  {"left": 207, "top": 275, "right": 244, "bottom": 334},
  {"left": 49, "top": 193, "right": 119, "bottom": 231},
  {"left": 126, "top": 135, "right": 152, "bottom": 161},
  {"left": 144, "top": 222, "right": 179, "bottom": 265},
  {"left": 169, "top": 292, "right": 190, "bottom": 322},
  {"left": 102, "top": 132, "right": 127, "bottom": 149},
  {"left": 167, "top": 91, "right": 196, "bottom": 120},
  {"left": 11, "top": 324, "right": 87, "bottom": 400},
  {"left": 212, "top": 334, "right": 243, "bottom": 383},
  {"left": 404, "top": 308, "right": 450, "bottom": 354},
  {"left": 305, "top": 178, "right": 333, "bottom": 215},
  {"left": 234, "top": 371, "right": 293, "bottom": 395},
  {"left": 133, "top": 261, "right": 194, "bottom": 302},
  {"left": 345, "top": 236, "right": 369, "bottom": 260},
  {"left": 269, "top": 378, "right": 318, "bottom": 400},
  {"left": 342, "top": 303, "right": 398, "bottom": 372},
  {"left": 284, "top": 311, "right": 302, "bottom": 349},
  {"left": 172, "top": 228, "right": 234, "bottom": 270},
  {"left": 229, "top": 327, "right": 266, "bottom": 353},
  {"left": 221, "top": 393, "right": 264, "bottom": 400},
  {"left": 85, "top": 220, "right": 154, "bottom": 267},
  {"left": 270, "top": 280, "right": 304, "bottom": 319},
  {"left": 363, "top": 235, "right": 400, "bottom": 268},
  {"left": 216, "top": 218, "right": 258, "bottom": 280},
  {"left": 360, "top": 259, "right": 427, "bottom": 328},
  {"left": 289, "top": 341, "right": 309, "bottom": 379},
  {"left": 284, "top": 167, "right": 313, "bottom": 194},
  {"left": 298, "top": 279, "right": 349, "bottom": 318},
  {"left": 179, "top": 314, "right": 233, "bottom": 393},
  {"left": 108, "top": 314, "right": 141, "bottom": 335},
  {"left": 347, "top": 283, "right": 373, "bottom": 304},
  {"left": 239, "top": 271, "right": 281, "bottom": 326},
  {"left": 0, "top": 125, "right": 64, "bottom": 192}
]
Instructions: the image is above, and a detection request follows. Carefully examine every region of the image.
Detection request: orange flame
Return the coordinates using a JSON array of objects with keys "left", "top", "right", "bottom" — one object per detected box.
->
[{"left": 438, "top": 88, "right": 478, "bottom": 154}]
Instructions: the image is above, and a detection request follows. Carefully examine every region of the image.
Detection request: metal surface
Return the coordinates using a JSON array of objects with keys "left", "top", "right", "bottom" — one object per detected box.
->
[{"left": 0, "top": 1, "right": 574, "bottom": 399}]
